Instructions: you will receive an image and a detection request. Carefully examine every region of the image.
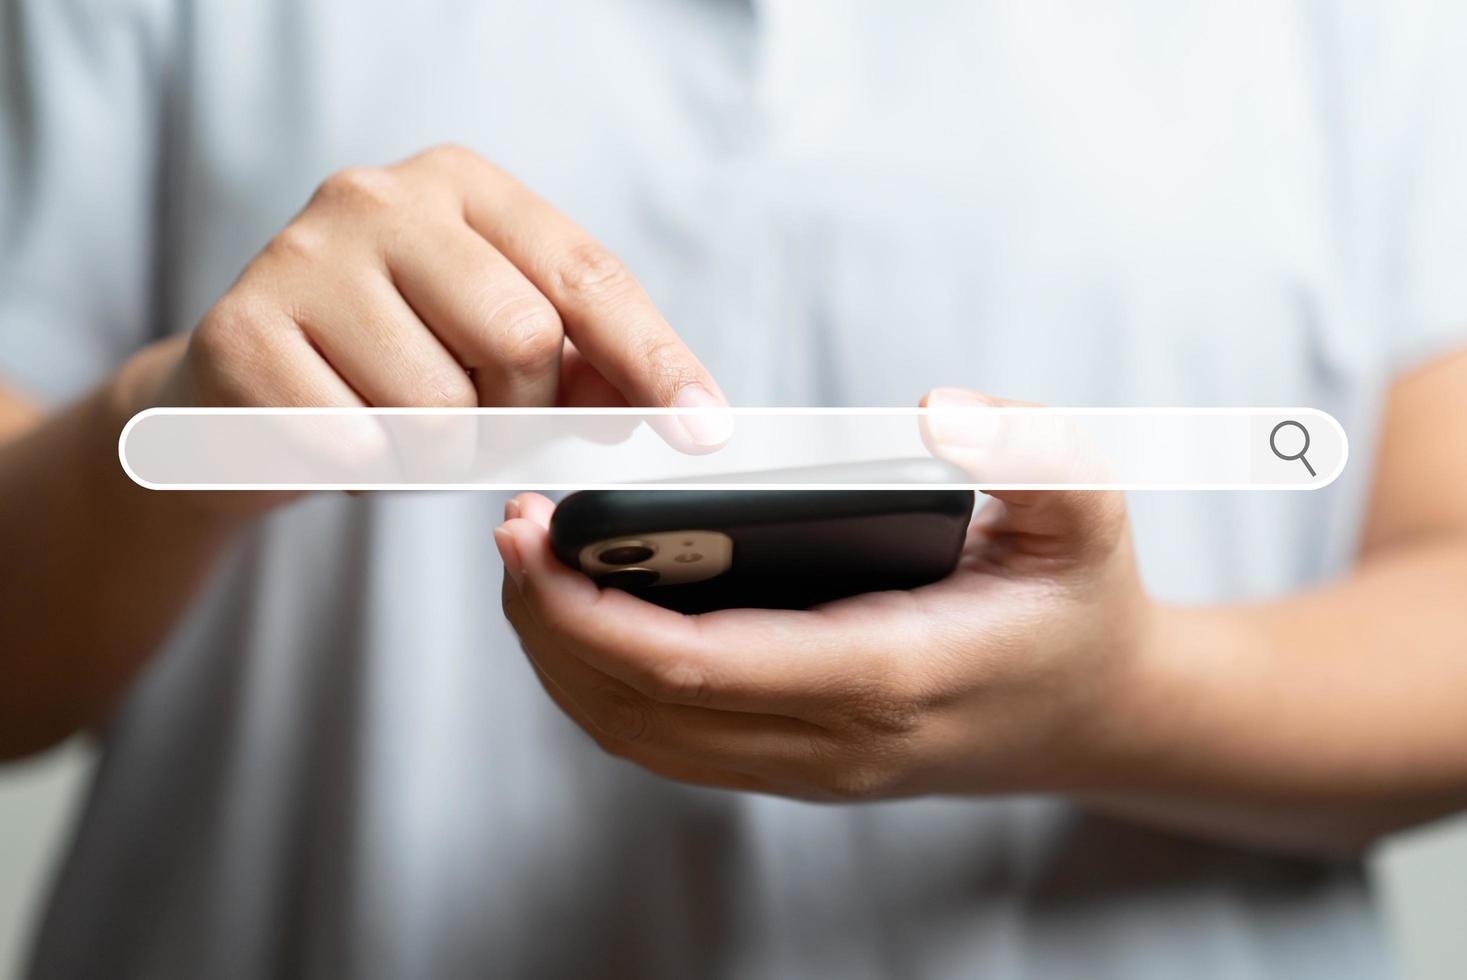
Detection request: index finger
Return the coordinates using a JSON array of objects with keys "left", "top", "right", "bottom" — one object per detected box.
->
[{"left": 408, "top": 147, "right": 731, "bottom": 448}]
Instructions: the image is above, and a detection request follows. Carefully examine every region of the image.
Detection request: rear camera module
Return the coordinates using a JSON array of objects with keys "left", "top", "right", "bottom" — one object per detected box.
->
[{"left": 597, "top": 544, "right": 655, "bottom": 566}]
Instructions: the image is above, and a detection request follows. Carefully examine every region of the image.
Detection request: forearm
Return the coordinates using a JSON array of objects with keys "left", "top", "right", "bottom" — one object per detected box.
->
[
  {"left": 0, "top": 341, "right": 245, "bottom": 759},
  {"left": 1087, "top": 540, "right": 1467, "bottom": 855}
]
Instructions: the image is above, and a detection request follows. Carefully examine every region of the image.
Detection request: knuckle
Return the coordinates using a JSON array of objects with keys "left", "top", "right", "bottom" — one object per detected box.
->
[
  {"left": 194, "top": 292, "right": 269, "bottom": 363},
  {"left": 553, "top": 242, "right": 633, "bottom": 302},
  {"left": 634, "top": 335, "right": 698, "bottom": 392},
  {"left": 188, "top": 321, "right": 237, "bottom": 377},
  {"left": 314, "top": 165, "right": 401, "bottom": 210},
  {"left": 263, "top": 223, "right": 327, "bottom": 265},
  {"left": 487, "top": 299, "right": 564, "bottom": 375},
  {"left": 189, "top": 292, "right": 286, "bottom": 399},
  {"left": 586, "top": 690, "right": 654, "bottom": 745},
  {"left": 860, "top": 700, "right": 923, "bottom": 740},
  {"left": 845, "top": 669, "right": 924, "bottom": 738}
]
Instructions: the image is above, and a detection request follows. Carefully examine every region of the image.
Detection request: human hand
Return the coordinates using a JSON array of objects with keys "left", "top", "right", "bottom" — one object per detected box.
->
[
  {"left": 157, "top": 144, "right": 722, "bottom": 415},
  {"left": 115, "top": 144, "right": 726, "bottom": 511},
  {"left": 495, "top": 390, "right": 1158, "bottom": 800}
]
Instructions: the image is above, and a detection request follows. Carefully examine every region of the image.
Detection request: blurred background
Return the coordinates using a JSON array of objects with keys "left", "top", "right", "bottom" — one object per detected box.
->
[
  {"left": 3, "top": 3, "right": 1465, "bottom": 977},
  {"left": 3, "top": 741, "right": 1467, "bottom": 979}
]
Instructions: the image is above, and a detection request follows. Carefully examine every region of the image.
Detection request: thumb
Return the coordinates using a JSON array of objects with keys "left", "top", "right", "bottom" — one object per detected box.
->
[{"left": 920, "top": 387, "right": 1126, "bottom": 555}]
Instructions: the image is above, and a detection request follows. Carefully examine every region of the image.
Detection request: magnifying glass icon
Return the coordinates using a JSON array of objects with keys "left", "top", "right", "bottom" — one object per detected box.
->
[{"left": 1269, "top": 420, "right": 1316, "bottom": 477}]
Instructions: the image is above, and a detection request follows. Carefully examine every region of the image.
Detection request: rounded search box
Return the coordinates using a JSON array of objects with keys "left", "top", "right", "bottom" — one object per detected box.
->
[{"left": 118, "top": 407, "right": 1347, "bottom": 491}]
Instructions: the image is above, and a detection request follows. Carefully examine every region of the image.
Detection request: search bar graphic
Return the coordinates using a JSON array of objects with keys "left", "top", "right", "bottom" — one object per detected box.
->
[{"left": 118, "top": 407, "right": 1347, "bottom": 491}]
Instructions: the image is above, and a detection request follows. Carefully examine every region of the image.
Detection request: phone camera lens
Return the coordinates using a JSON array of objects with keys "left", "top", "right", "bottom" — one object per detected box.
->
[
  {"left": 597, "top": 544, "right": 655, "bottom": 566},
  {"left": 604, "top": 568, "right": 660, "bottom": 589}
]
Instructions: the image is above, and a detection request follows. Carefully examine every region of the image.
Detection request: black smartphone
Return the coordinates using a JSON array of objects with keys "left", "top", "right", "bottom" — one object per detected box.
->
[{"left": 549, "top": 482, "right": 975, "bottom": 613}]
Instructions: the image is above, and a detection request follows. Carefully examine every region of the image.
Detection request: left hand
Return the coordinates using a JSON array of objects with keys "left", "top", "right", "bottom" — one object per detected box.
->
[{"left": 495, "top": 389, "right": 1159, "bottom": 800}]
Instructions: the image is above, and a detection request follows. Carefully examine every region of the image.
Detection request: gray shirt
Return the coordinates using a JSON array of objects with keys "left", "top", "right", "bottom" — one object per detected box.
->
[{"left": 4, "top": 1, "right": 1467, "bottom": 977}]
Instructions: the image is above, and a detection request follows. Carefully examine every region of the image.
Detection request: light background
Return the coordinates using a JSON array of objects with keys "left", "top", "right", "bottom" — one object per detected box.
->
[{"left": 2, "top": 740, "right": 1464, "bottom": 979}]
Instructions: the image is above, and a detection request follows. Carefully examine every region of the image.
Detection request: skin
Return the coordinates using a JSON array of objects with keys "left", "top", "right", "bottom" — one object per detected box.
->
[{"left": 2, "top": 146, "right": 1466, "bottom": 857}]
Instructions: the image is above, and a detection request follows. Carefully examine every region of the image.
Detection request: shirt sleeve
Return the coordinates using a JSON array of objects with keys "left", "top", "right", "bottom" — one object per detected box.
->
[
  {"left": 0, "top": 0, "right": 174, "bottom": 405},
  {"left": 1374, "top": 0, "right": 1467, "bottom": 374}
]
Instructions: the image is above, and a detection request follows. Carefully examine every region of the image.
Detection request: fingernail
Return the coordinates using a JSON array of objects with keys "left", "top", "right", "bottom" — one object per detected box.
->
[
  {"left": 672, "top": 384, "right": 734, "bottom": 449},
  {"left": 493, "top": 527, "right": 524, "bottom": 588},
  {"left": 504, "top": 498, "right": 522, "bottom": 522},
  {"left": 924, "top": 387, "right": 1002, "bottom": 450}
]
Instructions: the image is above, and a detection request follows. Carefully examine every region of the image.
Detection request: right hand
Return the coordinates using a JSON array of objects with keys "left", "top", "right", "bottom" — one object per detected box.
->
[{"left": 151, "top": 144, "right": 726, "bottom": 424}]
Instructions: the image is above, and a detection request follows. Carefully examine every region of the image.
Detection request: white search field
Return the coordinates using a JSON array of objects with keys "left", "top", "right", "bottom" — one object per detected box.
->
[{"left": 118, "top": 407, "right": 1347, "bottom": 491}]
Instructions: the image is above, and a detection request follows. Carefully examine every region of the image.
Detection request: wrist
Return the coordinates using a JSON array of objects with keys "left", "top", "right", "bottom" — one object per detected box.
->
[
  {"left": 1058, "top": 595, "right": 1189, "bottom": 795},
  {"left": 95, "top": 338, "right": 258, "bottom": 532}
]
